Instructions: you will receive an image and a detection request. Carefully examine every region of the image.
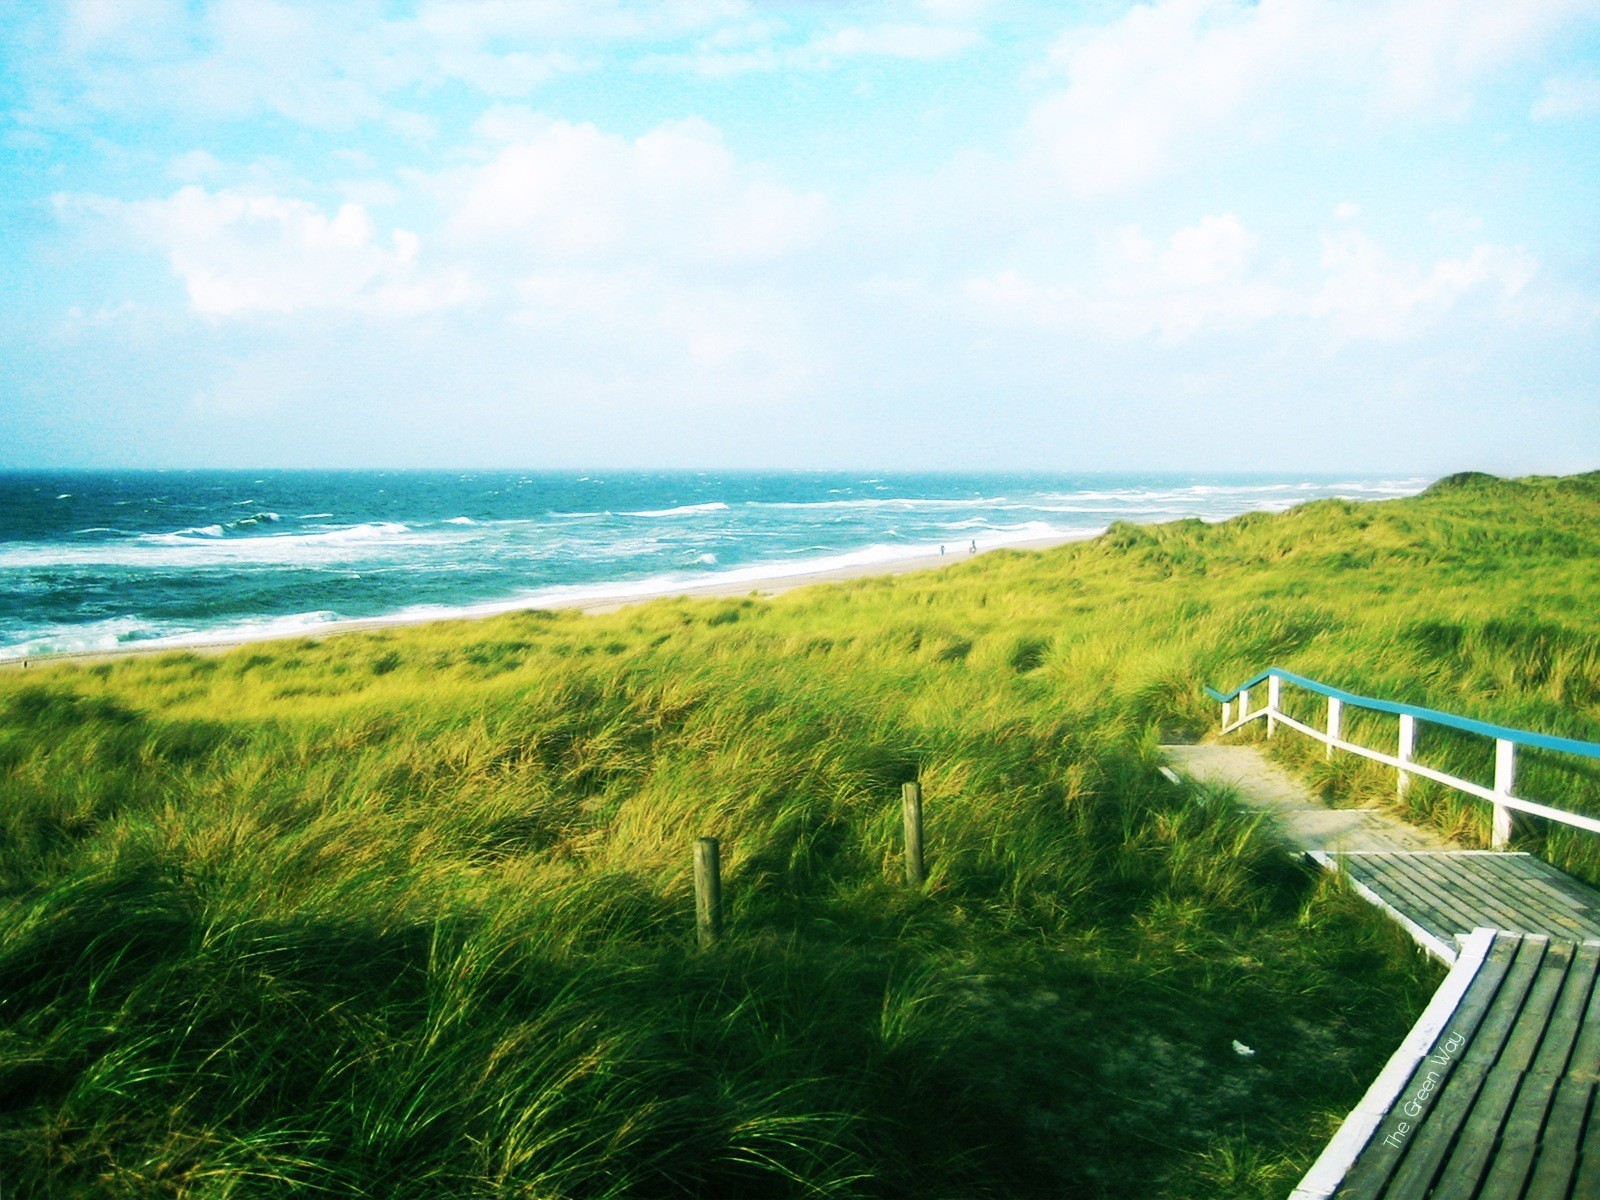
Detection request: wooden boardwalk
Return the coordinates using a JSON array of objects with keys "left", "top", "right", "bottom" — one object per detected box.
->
[
  {"left": 1160, "top": 744, "right": 1600, "bottom": 1199},
  {"left": 1293, "top": 930, "right": 1600, "bottom": 1200},
  {"left": 1316, "top": 850, "right": 1600, "bottom": 964}
]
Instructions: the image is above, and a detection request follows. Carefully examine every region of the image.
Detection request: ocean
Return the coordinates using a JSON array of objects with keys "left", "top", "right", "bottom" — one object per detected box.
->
[{"left": 0, "top": 470, "right": 1429, "bottom": 660}]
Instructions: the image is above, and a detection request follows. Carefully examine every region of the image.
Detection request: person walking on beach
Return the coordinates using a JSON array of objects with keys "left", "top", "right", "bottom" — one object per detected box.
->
[{"left": 969, "top": 540, "right": 977, "bottom": 554}]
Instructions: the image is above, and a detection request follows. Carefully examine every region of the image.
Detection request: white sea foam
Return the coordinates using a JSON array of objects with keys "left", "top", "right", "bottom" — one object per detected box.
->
[
  {"left": 445, "top": 516, "right": 476, "bottom": 525},
  {"left": 0, "top": 616, "right": 165, "bottom": 661},
  {"left": 747, "top": 496, "right": 1009, "bottom": 511},
  {"left": 938, "top": 519, "right": 1064, "bottom": 536},
  {"left": 0, "top": 608, "right": 355, "bottom": 661},
  {"left": 624, "top": 502, "right": 731, "bottom": 518},
  {"left": 366, "top": 523, "right": 1095, "bottom": 629},
  {"left": 0, "top": 522, "right": 427, "bottom": 569}
]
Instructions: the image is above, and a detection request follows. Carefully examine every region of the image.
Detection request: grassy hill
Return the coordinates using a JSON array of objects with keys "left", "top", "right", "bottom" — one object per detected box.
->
[{"left": 3, "top": 470, "right": 1598, "bottom": 1198}]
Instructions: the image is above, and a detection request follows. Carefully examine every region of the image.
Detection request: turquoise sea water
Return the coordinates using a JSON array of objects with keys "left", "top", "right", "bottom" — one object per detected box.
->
[{"left": 0, "top": 470, "right": 1429, "bottom": 659}]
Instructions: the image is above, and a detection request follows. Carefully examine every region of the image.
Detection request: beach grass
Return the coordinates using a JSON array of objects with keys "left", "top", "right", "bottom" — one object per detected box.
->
[{"left": 2, "top": 469, "right": 1598, "bottom": 1197}]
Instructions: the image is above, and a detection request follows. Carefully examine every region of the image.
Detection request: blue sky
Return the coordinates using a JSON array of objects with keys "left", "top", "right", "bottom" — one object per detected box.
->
[{"left": 2, "top": 0, "right": 1597, "bottom": 472}]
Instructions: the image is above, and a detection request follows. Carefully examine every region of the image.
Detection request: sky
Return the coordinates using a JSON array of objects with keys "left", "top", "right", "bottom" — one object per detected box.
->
[{"left": 1, "top": 0, "right": 1598, "bottom": 473}]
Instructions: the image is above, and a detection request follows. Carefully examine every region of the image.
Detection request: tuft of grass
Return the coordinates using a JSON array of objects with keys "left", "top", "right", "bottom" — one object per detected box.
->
[{"left": 4, "top": 470, "right": 1598, "bottom": 1196}]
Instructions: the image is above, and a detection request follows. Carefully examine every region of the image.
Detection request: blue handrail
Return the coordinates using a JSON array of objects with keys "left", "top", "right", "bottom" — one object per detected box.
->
[{"left": 1206, "top": 667, "right": 1600, "bottom": 760}]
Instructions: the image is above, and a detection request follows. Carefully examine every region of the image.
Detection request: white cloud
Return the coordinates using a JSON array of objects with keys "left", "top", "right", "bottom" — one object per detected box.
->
[
  {"left": 970, "top": 213, "right": 1291, "bottom": 342},
  {"left": 1532, "top": 72, "right": 1600, "bottom": 119},
  {"left": 447, "top": 115, "right": 827, "bottom": 266},
  {"left": 405, "top": 0, "right": 748, "bottom": 45},
  {"left": 1027, "top": 0, "right": 1594, "bottom": 196},
  {"left": 102, "top": 0, "right": 395, "bottom": 130},
  {"left": 1308, "top": 229, "right": 1536, "bottom": 340},
  {"left": 1028, "top": 0, "right": 1299, "bottom": 196},
  {"left": 168, "top": 150, "right": 226, "bottom": 182},
  {"left": 513, "top": 269, "right": 815, "bottom": 392},
  {"left": 61, "top": 0, "right": 184, "bottom": 57},
  {"left": 643, "top": 8, "right": 985, "bottom": 76},
  {"left": 32, "top": 0, "right": 999, "bottom": 124},
  {"left": 426, "top": 48, "right": 588, "bottom": 96},
  {"left": 54, "top": 103, "right": 825, "bottom": 351},
  {"left": 35, "top": 0, "right": 751, "bottom": 130},
  {"left": 803, "top": 24, "right": 981, "bottom": 62},
  {"left": 966, "top": 213, "right": 1538, "bottom": 343},
  {"left": 434, "top": 113, "right": 827, "bottom": 395},
  {"left": 63, "top": 186, "right": 474, "bottom": 319},
  {"left": 920, "top": 0, "right": 994, "bottom": 20}
]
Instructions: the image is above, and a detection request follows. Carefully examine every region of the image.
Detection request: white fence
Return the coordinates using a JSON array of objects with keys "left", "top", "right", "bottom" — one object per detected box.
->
[{"left": 1210, "top": 668, "right": 1600, "bottom": 848}]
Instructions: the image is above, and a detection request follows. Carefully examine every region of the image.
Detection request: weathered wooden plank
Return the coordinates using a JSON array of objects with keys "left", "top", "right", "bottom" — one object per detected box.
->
[
  {"left": 1395, "top": 853, "right": 1529, "bottom": 934},
  {"left": 1497, "top": 855, "right": 1598, "bottom": 901},
  {"left": 1380, "top": 855, "right": 1504, "bottom": 930},
  {"left": 1291, "top": 930, "right": 1499, "bottom": 1200},
  {"left": 1471, "top": 870, "right": 1592, "bottom": 935},
  {"left": 1379, "top": 851, "right": 1596, "bottom": 943},
  {"left": 1345, "top": 856, "right": 1471, "bottom": 947},
  {"left": 1479, "top": 941, "right": 1600, "bottom": 1200},
  {"left": 1474, "top": 860, "right": 1600, "bottom": 939},
  {"left": 1573, "top": 1109, "right": 1600, "bottom": 1200},
  {"left": 1376, "top": 935, "right": 1549, "bottom": 1199},
  {"left": 1363, "top": 854, "right": 1513, "bottom": 948},
  {"left": 1499, "top": 852, "right": 1600, "bottom": 896},
  {"left": 1523, "top": 947, "right": 1600, "bottom": 1200},
  {"left": 1466, "top": 857, "right": 1599, "bottom": 930},
  {"left": 1315, "top": 851, "right": 1460, "bottom": 963},
  {"left": 1365, "top": 853, "right": 1513, "bottom": 933},
  {"left": 1428, "top": 940, "right": 1576, "bottom": 1200},
  {"left": 1334, "top": 933, "right": 1521, "bottom": 1200},
  {"left": 1352, "top": 850, "right": 1584, "bottom": 900},
  {"left": 1394, "top": 860, "right": 1520, "bottom": 939},
  {"left": 1492, "top": 859, "right": 1600, "bottom": 931}
]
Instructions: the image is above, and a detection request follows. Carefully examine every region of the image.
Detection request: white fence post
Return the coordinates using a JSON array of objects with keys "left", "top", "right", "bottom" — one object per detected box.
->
[
  {"left": 1326, "top": 697, "right": 1341, "bottom": 760},
  {"left": 1268, "top": 675, "right": 1281, "bottom": 738},
  {"left": 1398, "top": 713, "right": 1416, "bottom": 796},
  {"left": 1493, "top": 739, "right": 1518, "bottom": 848},
  {"left": 1240, "top": 688, "right": 1250, "bottom": 724},
  {"left": 1222, "top": 698, "right": 1231, "bottom": 728}
]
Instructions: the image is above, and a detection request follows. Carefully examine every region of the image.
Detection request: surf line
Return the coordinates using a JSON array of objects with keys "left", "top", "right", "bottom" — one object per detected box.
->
[{"left": 1381, "top": 1028, "right": 1466, "bottom": 1149}]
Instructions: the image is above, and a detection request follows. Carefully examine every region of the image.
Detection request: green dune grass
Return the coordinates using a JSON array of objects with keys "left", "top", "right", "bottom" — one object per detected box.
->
[{"left": 3, "top": 470, "right": 1598, "bottom": 1198}]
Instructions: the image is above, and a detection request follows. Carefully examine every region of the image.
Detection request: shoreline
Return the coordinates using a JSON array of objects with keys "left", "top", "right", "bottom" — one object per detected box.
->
[{"left": 0, "top": 532, "right": 1091, "bottom": 670}]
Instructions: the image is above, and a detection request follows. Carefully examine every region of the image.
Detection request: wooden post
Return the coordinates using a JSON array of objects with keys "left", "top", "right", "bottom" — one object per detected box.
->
[
  {"left": 902, "top": 782, "right": 925, "bottom": 887},
  {"left": 1493, "top": 739, "right": 1519, "bottom": 849},
  {"left": 1397, "top": 713, "right": 1416, "bottom": 796},
  {"left": 694, "top": 837, "right": 722, "bottom": 948},
  {"left": 1267, "top": 675, "right": 1282, "bottom": 738},
  {"left": 1326, "top": 697, "right": 1342, "bottom": 760},
  {"left": 1221, "top": 698, "right": 1231, "bottom": 729},
  {"left": 1239, "top": 688, "right": 1250, "bottom": 724}
]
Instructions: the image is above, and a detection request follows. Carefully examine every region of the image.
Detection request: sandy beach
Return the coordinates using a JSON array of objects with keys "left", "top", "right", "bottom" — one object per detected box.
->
[{"left": 0, "top": 532, "right": 1090, "bottom": 670}]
